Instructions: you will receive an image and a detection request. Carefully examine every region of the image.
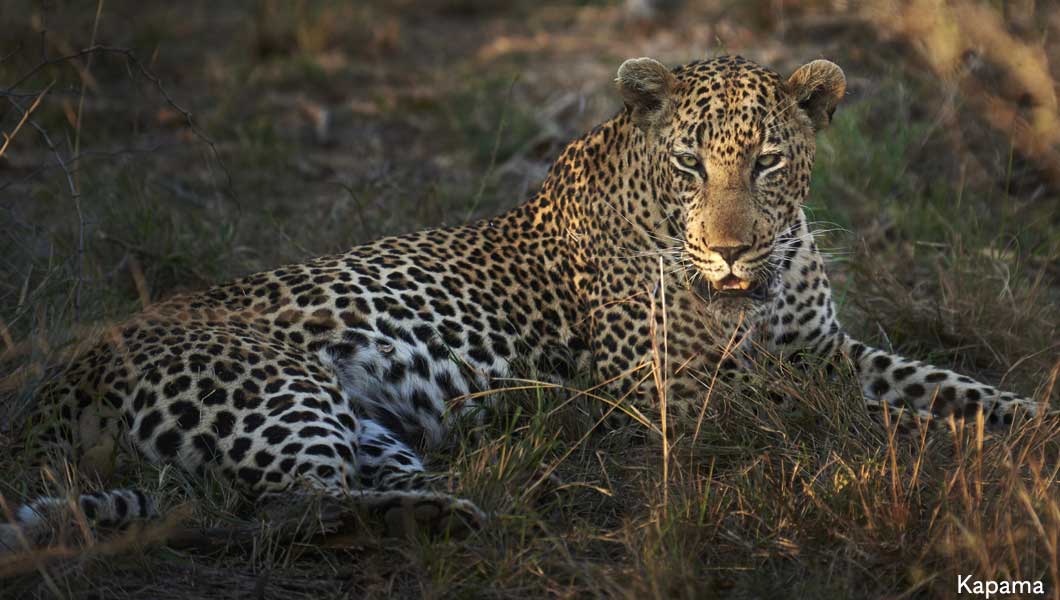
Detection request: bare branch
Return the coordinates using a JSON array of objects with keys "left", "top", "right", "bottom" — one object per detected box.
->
[{"left": 1, "top": 44, "right": 237, "bottom": 205}]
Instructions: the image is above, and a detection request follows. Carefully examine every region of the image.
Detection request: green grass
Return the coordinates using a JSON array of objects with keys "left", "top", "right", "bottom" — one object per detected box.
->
[
  {"left": 807, "top": 71, "right": 1059, "bottom": 377},
  {"left": 1, "top": 1, "right": 1058, "bottom": 599}
]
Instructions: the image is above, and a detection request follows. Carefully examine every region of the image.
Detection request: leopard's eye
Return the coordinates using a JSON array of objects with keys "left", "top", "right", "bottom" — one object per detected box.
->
[
  {"left": 755, "top": 153, "right": 781, "bottom": 171},
  {"left": 675, "top": 154, "right": 701, "bottom": 170}
]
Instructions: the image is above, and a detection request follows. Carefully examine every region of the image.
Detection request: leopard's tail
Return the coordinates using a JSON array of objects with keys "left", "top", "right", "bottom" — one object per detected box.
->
[{"left": 1, "top": 488, "right": 157, "bottom": 555}]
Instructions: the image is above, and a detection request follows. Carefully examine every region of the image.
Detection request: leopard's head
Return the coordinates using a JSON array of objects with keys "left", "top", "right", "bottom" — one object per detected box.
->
[{"left": 615, "top": 55, "right": 845, "bottom": 315}]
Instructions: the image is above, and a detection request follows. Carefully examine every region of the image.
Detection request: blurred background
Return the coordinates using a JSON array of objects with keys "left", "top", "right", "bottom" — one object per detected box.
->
[{"left": 0, "top": 2, "right": 1058, "bottom": 596}]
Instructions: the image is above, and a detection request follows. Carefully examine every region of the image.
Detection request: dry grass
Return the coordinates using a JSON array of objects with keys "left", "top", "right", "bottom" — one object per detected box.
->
[{"left": 0, "top": 1, "right": 1058, "bottom": 598}]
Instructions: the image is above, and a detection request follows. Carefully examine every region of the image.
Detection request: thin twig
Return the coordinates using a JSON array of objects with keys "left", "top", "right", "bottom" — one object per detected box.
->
[
  {"left": 0, "top": 43, "right": 23, "bottom": 65},
  {"left": 0, "top": 82, "right": 52, "bottom": 159},
  {"left": 6, "top": 99, "right": 84, "bottom": 318},
  {"left": 465, "top": 75, "right": 519, "bottom": 221},
  {"left": 0, "top": 141, "right": 176, "bottom": 195},
  {"left": 72, "top": 0, "right": 106, "bottom": 191}
]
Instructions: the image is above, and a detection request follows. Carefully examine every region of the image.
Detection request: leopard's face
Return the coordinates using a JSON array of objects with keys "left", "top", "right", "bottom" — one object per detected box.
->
[{"left": 616, "top": 55, "right": 846, "bottom": 316}]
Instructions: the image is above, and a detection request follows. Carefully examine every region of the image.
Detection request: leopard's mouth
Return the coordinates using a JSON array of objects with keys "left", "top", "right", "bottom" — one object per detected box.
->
[{"left": 694, "top": 274, "right": 769, "bottom": 302}]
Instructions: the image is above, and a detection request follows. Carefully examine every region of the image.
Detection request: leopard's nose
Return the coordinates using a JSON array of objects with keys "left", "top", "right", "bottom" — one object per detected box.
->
[{"left": 708, "top": 243, "right": 750, "bottom": 265}]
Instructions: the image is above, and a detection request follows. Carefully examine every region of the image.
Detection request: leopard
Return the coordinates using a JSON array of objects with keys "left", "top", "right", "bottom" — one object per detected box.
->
[{"left": 2, "top": 55, "right": 1041, "bottom": 550}]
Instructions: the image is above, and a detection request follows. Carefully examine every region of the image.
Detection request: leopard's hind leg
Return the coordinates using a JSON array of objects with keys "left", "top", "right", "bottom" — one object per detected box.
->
[
  {"left": 4, "top": 321, "right": 484, "bottom": 555},
  {"left": 260, "top": 414, "right": 485, "bottom": 538}
]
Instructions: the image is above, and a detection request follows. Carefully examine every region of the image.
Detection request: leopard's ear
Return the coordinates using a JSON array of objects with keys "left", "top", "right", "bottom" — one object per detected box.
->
[
  {"left": 616, "top": 57, "right": 678, "bottom": 132},
  {"left": 786, "top": 59, "right": 846, "bottom": 131}
]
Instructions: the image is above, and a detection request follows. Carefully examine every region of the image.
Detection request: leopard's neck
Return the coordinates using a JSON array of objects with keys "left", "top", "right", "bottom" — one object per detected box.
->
[{"left": 502, "top": 112, "right": 678, "bottom": 299}]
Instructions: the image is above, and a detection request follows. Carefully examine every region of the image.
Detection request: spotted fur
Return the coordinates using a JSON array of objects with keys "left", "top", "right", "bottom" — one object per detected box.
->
[{"left": 6, "top": 56, "right": 1038, "bottom": 548}]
